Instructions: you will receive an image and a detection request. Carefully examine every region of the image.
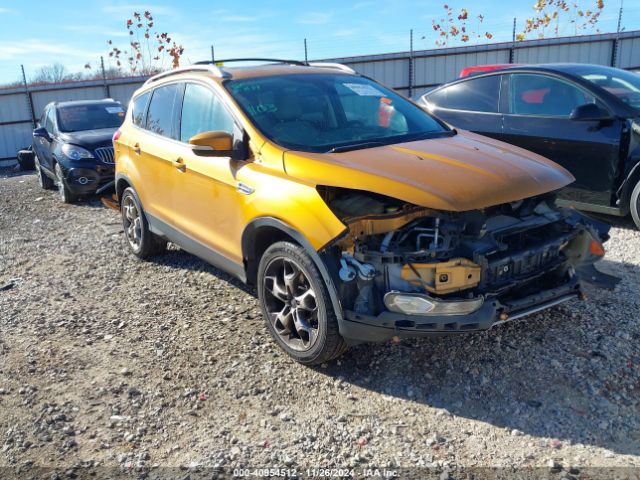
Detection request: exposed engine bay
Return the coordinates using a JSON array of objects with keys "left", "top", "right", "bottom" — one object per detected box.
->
[{"left": 318, "top": 187, "right": 612, "bottom": 322}]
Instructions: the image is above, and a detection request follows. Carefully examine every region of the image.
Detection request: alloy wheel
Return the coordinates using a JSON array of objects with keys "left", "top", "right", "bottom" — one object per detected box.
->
[
  {"left": 122, "top": 195, "right": 142, "bottom": 251},
  {"left": 263, "top": 257, "right": 319, "bottom": 351}
]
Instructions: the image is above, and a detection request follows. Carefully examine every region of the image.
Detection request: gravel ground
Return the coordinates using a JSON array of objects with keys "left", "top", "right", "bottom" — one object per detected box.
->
[{"left": 1, "top": 171, "right": 640, "bottom": 479}]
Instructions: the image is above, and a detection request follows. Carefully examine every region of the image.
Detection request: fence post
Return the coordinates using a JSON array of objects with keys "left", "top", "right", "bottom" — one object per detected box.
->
[
  {"left": 100, "top": 56, "right": 110, "bottom": 98},
  {"left": 21, "top": 65, "right": 36, "bottom": 128},
  {"left": 304, "top": 38, "right": 308, "bottom": 63},
  {"left": 408, "top": 29, "right": 414, "bottom": 98},
  {"left": 211, "top": 45, "right": 215, "bottom": 63},
  {"left": 611, "top": 1, "right": 623, "bottom": 67},
  {"left": 509, "top": 18, "right": 517, "bottom": 63}
]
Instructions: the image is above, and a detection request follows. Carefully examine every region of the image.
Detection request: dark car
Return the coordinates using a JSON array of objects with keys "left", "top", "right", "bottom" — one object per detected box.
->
[
  {"left": 418, "top": 64, "right": 640, "bottom": 228},
  {"left": 33, "top": 99, "right": 125, "bottom": 203}
]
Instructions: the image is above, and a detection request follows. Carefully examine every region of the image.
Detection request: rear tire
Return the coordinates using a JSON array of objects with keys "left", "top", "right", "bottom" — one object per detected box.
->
[
  {"left": 120, "top": 187, "right": 167, "bottom": 259},
  {"left": 257, "top": 241, "right": 347, "bottom": 365},
  {"left": 34, "top": 154, "right": 54, "bottom": 190},
  {"left": 631, "top": 180, "right": 640, "bottom": 230},
  {"left": 54, "top": 163, "right": 76, "bottom": 204}
]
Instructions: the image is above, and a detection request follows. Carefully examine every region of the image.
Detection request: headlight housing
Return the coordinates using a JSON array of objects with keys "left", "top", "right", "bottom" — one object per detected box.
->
[
  {"left": 61, "top": 144, "right": 94, "bottom": 161},
  {"left": 384, "top": 291, "right": 484, "bottom": 316}
]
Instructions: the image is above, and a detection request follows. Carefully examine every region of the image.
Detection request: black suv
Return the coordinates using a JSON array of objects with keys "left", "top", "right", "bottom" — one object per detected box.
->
[
  {"left": 419, "top": 64, "right": 640, "bottom": 228},
  {"left": 33, "top": 99, "right": 125, "bottom": 203}
]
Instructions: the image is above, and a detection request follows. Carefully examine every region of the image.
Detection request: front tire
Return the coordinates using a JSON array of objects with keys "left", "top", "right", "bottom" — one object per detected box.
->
[
  {"left": 257, "top": 241, "right": 347, "bottom": 365},
  {"left": 54, "top": 163, "right": 76, "bottom": 204},
  {"left": 120, "top": 187, "right": 166, "bottom": 259},
  {"left": 34, "top": 154, "right": 54, "bottom": 190},
  {"left": 631, "top": 180, "right": 640, "bottom": 230}
]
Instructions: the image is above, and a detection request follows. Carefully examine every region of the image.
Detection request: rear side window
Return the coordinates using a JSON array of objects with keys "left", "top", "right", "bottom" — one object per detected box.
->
[
  {"left": 146, "top": 84, "right": 180, "bottom": 139},
  {"left": 427, "top": 76, "right": 501, "bottom": 113},
  {"left": 509, "top": 74, "right": 595, "bottom": 117},
  {"left": 180, "top": 83, "right": 235, "bottom": 142},
  {"left": 131, "top": 92, "right": 150, "bottom": 127}
]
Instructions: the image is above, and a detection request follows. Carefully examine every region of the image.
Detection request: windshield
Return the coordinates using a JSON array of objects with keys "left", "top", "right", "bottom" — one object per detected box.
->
[
  {"left": 225, "top": 74, "right": 449, "bottom": 153},
  {"left": 56, "top": 103, "right": 125, "bottom": 132},
  {"left": 575, "top": 66, "right": 640, "bottom": 110}
]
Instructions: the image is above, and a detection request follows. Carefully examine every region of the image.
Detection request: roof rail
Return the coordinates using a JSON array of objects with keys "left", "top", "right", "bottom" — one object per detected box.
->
[
  {"left": 144, "top": 64, "right": 229, "bottom": 85},
  {"left": 307, "top": 62, "right": 356, "bottom": 74},
  {"left": 195, "top": 58, "right": 306, "bottom": 67}
]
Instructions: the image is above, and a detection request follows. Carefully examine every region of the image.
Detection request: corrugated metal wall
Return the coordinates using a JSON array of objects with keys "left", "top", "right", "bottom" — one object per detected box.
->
[
  {"left": 330, "top": 30, "right": 640, "bottom": 97},
  {"left": 2, "top": 30, "right": 640, "bottom": 165}
]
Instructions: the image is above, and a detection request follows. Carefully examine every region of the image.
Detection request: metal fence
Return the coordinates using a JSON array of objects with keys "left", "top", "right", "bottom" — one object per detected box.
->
[
  {"left": 327, "top": 30, "right": 640, "bottom": 98},
  {"left": 2, "top": 29, "right": 640, "bottom": 166}
]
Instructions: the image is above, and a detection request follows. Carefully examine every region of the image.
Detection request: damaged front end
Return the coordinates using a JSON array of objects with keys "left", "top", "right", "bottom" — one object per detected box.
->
[{"left": 317, "top": 187, "right": 619, "bottom": 343}]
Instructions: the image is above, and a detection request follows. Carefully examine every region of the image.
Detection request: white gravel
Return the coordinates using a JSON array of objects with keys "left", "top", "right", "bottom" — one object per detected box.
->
[{"left": 1, "top": 172, "right": 639, "bottom": 478}]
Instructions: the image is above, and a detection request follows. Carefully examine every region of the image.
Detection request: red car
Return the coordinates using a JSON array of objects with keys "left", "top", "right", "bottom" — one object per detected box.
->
[{"left": 459, "top": 64, "right": 521, "bottom": 78}]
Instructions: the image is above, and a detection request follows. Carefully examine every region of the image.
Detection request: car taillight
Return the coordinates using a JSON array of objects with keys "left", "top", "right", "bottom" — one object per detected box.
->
[{"left": 113, "top": 130, "right": 122, "bottom": 142}]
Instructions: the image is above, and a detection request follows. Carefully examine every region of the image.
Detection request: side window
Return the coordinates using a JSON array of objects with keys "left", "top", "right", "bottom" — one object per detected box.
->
[
  {"left": 180, "top": 83, "right": 235, "bottom": 142},
  {"left": 45, "top": 108, "right": 56, "bottom": 133},
  {"left": 40, "top": 108, "right": 48, "bottom": 128},
  {"left": 131, "top": 91, "right": 151, "bottom": 127},
  {"left": 427, "top": 76, "right": 501, "bottom": 113},
  {"left": 509, "top": 74, "right": 595, "bottom": 117},
  {"left": 146, "top": 84, "right": 180, "bottom": 139}
]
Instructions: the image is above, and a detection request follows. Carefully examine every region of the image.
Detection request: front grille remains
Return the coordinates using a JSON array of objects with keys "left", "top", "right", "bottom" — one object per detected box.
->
[
  {"left": 94, "top": 146, "right": 115, "bottom": 164},
  {"left": 476, "top": 223, "right": 574, "bottom": 292}
]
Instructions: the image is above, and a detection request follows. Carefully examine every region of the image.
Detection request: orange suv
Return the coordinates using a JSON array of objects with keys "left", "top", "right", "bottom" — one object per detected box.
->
[{"left": 114, "top": 59, "right": 617, "bottom": 364}]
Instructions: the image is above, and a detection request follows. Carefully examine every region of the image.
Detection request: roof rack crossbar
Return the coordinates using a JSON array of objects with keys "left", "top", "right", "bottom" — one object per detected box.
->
[
  {"left": 143, "top": 59, "right": 357, "bottom": 85},
  {"left": 144, "top": 64, "right": 229, "bottom": 85},
  {"left": 195, "top": 58, "right": 307, "bottom": 66}
]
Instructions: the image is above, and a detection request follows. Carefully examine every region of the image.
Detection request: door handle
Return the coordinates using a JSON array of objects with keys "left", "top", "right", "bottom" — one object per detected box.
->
[
  {"left": 132, "top": 143, "right": 141, "bottom": 155},
  {"left": 172, "top": 157, "right": 186, "bottom": 172}
]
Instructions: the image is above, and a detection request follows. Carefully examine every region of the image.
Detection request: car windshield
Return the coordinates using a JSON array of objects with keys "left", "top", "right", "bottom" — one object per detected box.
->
[
  {"left": 56, "top": 103, "right": 125, "bottom": 132},
  {"left": 574, "top": 66, "right": 640, "bottom": 110},
  {"left": 225, "top": 74, "right": 449, "bottom": 153}
]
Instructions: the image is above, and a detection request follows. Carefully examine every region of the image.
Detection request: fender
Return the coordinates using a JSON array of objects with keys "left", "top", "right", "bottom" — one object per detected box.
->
[{"left": 242, "top": 217, "right": 345, "bottom": 325}]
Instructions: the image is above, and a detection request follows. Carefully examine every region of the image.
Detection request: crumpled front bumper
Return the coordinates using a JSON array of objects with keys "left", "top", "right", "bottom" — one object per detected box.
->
[{"left": 338, "top": 276, "right": 583, "bottom": 343}]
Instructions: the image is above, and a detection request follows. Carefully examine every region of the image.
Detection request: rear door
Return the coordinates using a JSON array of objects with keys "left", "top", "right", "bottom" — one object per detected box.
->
[
  {"left": 502, "top": 73, "right": 623, "bottom": 207},
  {"left": 134, "top": 83, "right": 183, "bottom": 223},
  {"left": 423, "top": 74, "right": 504, "bottom": 141}
]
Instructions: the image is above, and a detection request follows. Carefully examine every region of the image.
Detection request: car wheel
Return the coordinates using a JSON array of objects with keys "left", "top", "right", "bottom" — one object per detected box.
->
[
  {"left": 257, "top": 241, "right": 347, "bottom": 365},
  {"left": 631, "top": 180, "right": 640, "bottom": 230},
  {"left": 34, "top": 154, "right": 54, "bottom": 190},
  {"left": 54, "top": 163, "right": 76, "bottom": 204},
  {"left": 120, "top": 187, "right": 167, "bottom": 258}
]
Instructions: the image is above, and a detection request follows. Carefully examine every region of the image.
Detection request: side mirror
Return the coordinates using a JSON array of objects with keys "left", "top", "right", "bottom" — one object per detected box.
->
[
  {"left": 570, "top": 103, "right": 612, "bottom": 122},
  {"left": 33, "top": 127, "right": 50, "bottom": 139},
  {"left": 189, "top": 130, "right": 233, "bottom": 155}
]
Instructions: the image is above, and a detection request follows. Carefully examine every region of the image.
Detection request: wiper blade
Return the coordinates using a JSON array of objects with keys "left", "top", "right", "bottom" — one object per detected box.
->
[{"left": 326, "top": 141, "right": 385, "bottom": 154}]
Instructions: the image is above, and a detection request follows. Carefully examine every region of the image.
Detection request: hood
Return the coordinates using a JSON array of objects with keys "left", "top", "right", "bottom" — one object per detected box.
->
[
  {"left": 59, "top": 128, "right": 117, "bottom": 150},
  {"left": 283, "top": 130, "right": 575, "bottom": 212}
]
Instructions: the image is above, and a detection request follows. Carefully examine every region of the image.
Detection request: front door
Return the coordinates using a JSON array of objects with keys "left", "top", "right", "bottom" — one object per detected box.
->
[
  {"left": 34, "top": 107, "right": 56, "bottom": 171},
  {"left": 171, "top": 82, "right": 247, "bottom": 268},
  {"left": 502, "top": 73, "right": 623, "bottom": 208}
]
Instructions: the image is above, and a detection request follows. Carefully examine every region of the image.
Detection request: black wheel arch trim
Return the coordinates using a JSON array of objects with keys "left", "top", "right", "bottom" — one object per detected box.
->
[{"left": 242, "top": 217, "right": 345, "bottom": 325}]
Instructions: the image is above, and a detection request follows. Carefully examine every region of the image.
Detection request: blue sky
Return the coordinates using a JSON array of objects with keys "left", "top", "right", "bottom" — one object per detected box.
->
[{"left": 0, "top": 0, "right": 637, "bottom": 85}]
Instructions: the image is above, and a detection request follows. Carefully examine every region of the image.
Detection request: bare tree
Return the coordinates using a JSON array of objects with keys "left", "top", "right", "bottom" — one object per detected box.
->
[
  {"left": 517, "top": 0, "right": 605, "bottom": 41},
  {"left": 30, "top": 63, "right": 76, "bottom": 84},
  {"left": 104, "top": 10, "right": 185, "bottom": 74},
  {"left": 427, "top": 4, "right": 493, "bottom": 47}
]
